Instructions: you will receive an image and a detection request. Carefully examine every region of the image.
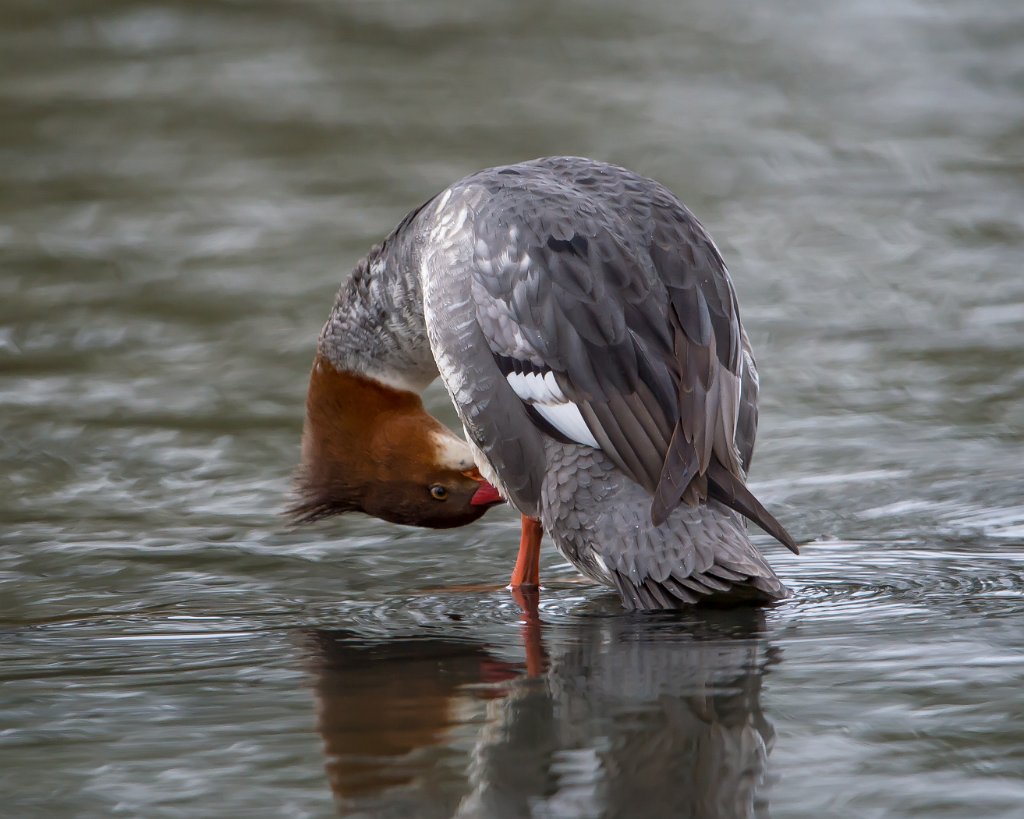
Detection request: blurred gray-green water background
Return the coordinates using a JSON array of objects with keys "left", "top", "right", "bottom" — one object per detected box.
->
[{"left": 2, "top": 1, "right": 1023, "bottom": 816}]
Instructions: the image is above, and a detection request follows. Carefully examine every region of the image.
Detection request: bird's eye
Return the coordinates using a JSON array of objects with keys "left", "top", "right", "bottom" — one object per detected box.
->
[{"left": 429, "top": 485, "right": 448, "bottom": 501}]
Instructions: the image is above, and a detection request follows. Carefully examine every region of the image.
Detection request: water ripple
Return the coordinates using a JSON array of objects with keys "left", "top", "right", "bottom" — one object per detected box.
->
[{"left": 781, "top": 540, "right": 1024, "bottom": 629}]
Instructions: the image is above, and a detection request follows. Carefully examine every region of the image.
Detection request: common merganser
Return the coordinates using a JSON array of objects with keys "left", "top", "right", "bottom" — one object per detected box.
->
[{"left": 292, "top": 157, "right": 798, "bottom": 610}]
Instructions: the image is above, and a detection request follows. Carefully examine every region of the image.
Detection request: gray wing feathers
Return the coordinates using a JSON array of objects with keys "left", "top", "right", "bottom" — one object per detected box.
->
[
  {"left": 461, "top": 160, "right": 748, "bottom": 526},
  {"left": 649, "top": 212, "right": 746, "bottom": 524},
  {"left": 469, "top": 193, "right": 679, "bottom": 503}
]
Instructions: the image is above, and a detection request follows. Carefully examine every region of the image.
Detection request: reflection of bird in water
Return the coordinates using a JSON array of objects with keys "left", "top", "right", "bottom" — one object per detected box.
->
[
  {"left": 301, "top": 632, "right": 496, "bottom": 817},
  {"left": 303, "top": 604, "right": 776, "bottom": 818}
]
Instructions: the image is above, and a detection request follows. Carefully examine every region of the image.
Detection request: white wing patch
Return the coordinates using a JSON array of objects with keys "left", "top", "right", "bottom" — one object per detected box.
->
[
  {"left": 505, "top": 371, "right": 565, "bottom": 404},
  {"left": 506, "top": 370, "right": 600, "bottom": 449},
  {"left": 533, "top": 403, "right": 600, "bottom": 449}
]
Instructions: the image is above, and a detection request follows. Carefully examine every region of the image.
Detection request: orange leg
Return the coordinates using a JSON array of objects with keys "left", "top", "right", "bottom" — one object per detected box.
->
[{"left": 509, "top": 515, "right": 543, "bottom": 589}]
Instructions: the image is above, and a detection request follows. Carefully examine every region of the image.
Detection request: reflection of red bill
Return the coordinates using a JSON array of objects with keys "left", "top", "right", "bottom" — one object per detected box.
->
[{"left": 470, "top": 480, "right": 504, "bottom": 507}]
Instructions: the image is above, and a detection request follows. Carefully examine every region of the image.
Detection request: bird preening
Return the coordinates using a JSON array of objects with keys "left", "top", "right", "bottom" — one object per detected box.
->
[{"left": 290, "top": 157, "right": 798, "bottom": 611}]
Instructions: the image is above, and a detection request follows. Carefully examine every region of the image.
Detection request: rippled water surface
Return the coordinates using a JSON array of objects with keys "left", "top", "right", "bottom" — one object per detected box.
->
[{"left": 3, "top": 1, "right": 1023, "bottom": 816}]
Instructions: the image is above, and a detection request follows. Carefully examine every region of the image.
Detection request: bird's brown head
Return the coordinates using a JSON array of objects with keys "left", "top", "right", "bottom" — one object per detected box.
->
[{"left": 289, "top": 355, "right": 504, "bottom": 529}]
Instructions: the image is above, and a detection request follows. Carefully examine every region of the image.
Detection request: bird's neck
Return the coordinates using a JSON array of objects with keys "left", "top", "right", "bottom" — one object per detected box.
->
[{"left": 317, "top": 234, "right": 437, "bottom": 393}]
